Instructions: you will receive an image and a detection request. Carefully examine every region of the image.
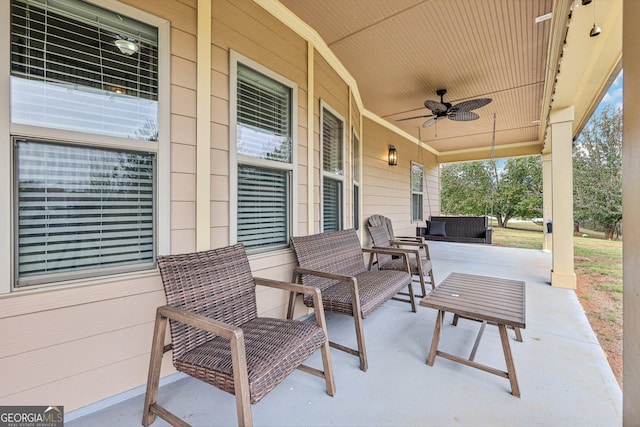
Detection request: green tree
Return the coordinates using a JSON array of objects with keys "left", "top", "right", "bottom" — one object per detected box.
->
[
  {"left": 440, "top": 156, "right": 542, "bottom": 228},
  {"left": 573, "top": 105, "right": 622, "bottom": 239},
  {"left": 495, "top": 157, "right": 543, "bottom": 227},
  {"left": 440, "top": 161, "right": 493, "bottom": 216}
]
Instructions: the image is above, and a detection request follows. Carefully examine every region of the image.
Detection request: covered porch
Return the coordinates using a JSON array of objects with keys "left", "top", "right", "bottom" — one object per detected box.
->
[
  {"left": 67, "top": 242, "right": 622, "bottom": 426},
  {"left": 2, "top": 0, "right": 637, "bottom": 424}
]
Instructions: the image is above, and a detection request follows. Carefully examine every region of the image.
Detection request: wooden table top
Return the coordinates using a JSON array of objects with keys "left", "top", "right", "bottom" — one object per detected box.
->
[{"left": 420, "top": 273, "right": 526, "bottom": 329}]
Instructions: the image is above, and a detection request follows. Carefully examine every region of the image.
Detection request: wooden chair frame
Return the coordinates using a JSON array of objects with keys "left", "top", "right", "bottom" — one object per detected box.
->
[
  {"left": 143, "top": 275, "right": 335, "bottom": 427},
  {"left": 367, "top": 224, "right": 436, "bottom": 298},
  {"left": 288, "top": 230, "right": 414, "bottom": 372}
]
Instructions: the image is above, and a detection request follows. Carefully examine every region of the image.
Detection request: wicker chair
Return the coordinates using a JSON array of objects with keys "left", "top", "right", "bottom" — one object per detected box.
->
[
  {"left": 288, "top": 229, "right": 414, "bottom": 371},
  {"left": 142, "top": 244, "right": 335, "bottom": 427},
  {"left": 368, "top": 214, "right": 425, "bottom": 244},
  {"left": 367, "top": 224, "right": 436, "bottom": 298}
]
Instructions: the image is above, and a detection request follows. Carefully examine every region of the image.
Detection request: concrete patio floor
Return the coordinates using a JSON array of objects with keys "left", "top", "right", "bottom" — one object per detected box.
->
[{"left": 67, "top": 241, "right": 622, "bottom": 426}]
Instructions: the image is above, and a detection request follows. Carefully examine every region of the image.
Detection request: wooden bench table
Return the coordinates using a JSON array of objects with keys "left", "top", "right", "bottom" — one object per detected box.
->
[{"left": 419, "top": 273, "right": 526, "bottom": 397}]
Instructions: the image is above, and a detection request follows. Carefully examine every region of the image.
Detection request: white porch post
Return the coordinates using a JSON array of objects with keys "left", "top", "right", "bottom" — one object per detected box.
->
[
  {"left": 623, "top": 1, "right": 640, "bottom": 424},
  {"left": 549, "top": 107, "right": 576, "bottom": 289},
  {"left": 542, "top": 153, "right": 552, "bottom": 252}
]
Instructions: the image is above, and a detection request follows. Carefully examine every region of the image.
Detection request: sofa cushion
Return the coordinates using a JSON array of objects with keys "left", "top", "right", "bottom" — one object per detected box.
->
[{"left": 428, "top": 220, "right": 447, "bottom": 236}]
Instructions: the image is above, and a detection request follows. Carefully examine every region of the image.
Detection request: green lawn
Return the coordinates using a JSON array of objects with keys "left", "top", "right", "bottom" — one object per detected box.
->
[{"left": 491, "top": 225, "right": 623, "bottom": 285}]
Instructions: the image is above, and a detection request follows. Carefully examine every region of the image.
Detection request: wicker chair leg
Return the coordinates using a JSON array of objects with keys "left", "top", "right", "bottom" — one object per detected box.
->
[
  {"left": 407, "top": 281, "right": 417, "bottom": 312},
  {"left": 310, "top": 290, "right": 336, "bottom": 396},
  {"left": 417, "top": 274, "right": 427, "bottom": 298},
  {"left": 230, "top": 332, "right": 253, "bottom": 427},
  {"left": 429, "top": 269, "right": 436, "bottom": 290},
  {"left": 142, "top": 310, "right": 168, "bottom": 427},
  {"left": 353, "top": 313, "right": 368, "bottom": 371}
]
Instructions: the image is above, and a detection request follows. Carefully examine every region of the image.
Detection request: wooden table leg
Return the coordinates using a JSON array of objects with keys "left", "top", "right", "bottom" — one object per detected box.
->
[
  {"left": 469, "top": 320, "right": 487, "bottom": 361},
  {"left": 498, "top": 323, "right": 521, "bottom": 397},
  {"left": 427, "top": 310, "right": 445, "bottom": 366}
]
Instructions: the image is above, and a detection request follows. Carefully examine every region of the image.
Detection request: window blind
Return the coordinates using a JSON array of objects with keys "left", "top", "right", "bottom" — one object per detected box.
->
[
  {"left": 238, "top": 166, "right": 289, "bottom": 248},
  {"left": 411, "top": 163, "right": 424, "bottom": 221},
  {"left": 237, "top": 64, "right": 291, "bottom": 162},
  {"left": 16, "top": 140, "right": 155, "bottom": 286},
  {"left": 10, "top": 0, "right": 158, "bottom": 140},
  {"left": 323, "top": 178, "right": 343, "bottom": 232},
  {"left": 412, "top": 194, "right": 424, "bottom": 222},
  {"left": 322, "top": 109, "right": 343, "bottom": 175}
]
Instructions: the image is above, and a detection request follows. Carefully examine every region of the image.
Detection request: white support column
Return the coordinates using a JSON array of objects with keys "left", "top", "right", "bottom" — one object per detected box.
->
[
  {"left": 623, "top": 1, "right": 640, "bottom": 424},
  {"left": 542, "top": 153, "right": 552, "bottom": 252},
  {"left": 549, "top": 107, "right": 576, "bottom": 289}
]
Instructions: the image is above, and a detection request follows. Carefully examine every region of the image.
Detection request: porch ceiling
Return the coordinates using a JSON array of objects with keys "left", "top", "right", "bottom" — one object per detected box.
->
[{"left": 276, "top": 0, "right": 622, "bottom": 162}]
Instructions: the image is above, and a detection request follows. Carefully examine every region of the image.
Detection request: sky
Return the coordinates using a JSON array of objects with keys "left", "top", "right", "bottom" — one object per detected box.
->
[{"left": 596, "top": 69, "right": 623, "bottom": 114}]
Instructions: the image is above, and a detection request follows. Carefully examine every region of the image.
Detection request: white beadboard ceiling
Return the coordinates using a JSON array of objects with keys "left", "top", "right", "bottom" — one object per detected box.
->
[{"left": 277, "top": 0, "right": 622, "bottom": 160}]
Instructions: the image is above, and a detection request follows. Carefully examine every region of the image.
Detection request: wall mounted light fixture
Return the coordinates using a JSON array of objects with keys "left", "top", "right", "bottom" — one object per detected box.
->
[{"left": 388, "top": 145, "right": 398, "bottom": 166}]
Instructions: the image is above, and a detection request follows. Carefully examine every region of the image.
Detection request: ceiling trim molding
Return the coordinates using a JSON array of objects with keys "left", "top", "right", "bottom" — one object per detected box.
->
[
  {"left": 253, "top": 0, "right": 435, "bottom": 153},
  {"left": 362, "top": 109, "right": 439, "bottom": 156},
  {"left": 253, "top": 0, "right": 363, "bottom": 112},
  {"left": 438, "top": 140, "right": 543, "bottom": 164},
  {"left": 540, "top": 0, "right": 573, "bottom": 147}
]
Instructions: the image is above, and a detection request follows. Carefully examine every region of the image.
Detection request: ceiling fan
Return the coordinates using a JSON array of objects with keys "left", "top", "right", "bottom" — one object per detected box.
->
[{"left": 398, "top": 89, "right": 492, "bottom": 128}]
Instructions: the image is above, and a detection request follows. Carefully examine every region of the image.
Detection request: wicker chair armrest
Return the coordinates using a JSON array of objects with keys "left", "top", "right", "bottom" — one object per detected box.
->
[
  {"left": 388, "top": 240, "right": 431, "bottom": 259},
  {"left": 362, "top": 247, "right": 410, "bottom": 258},
  {"left": 157, "top": 305, "right": 242, "bottom": 341},
  {"left": 371, "top": 246, "right": 420, "bottom": 257},
  {"left": 363, "top": 248, "right": 411, "bottom": 273},
  {"left": 293, "top": 267, "right": 355, "bottom": 284},
  {"left": 254, "top": 277, "right": 321, "bottom": 297},
  {"left": 394, "top": 235, "right": 426, "bottom": 243}
]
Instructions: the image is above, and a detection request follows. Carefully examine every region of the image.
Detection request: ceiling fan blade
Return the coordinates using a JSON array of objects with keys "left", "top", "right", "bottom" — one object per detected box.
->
[
  {"left": 451, "top": 98, "right": 492, "bottom": 112},
  {"left": 424, "top": 100, "right": 447, "bottom": 113},
  {"left": 422, "top": 117, "right": 438, "bottom": 127},
  {"left": 422, "top": 115, "right": 446, "bottom": 127},
  {"left": 448, "top": 111, "right": 480, "bottom": 121},
  {"left": 397, "top": 113, "right": 434, "bottom": 122}
]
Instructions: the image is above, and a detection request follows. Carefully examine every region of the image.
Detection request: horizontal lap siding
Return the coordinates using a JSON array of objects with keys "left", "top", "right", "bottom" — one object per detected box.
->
[
  {"left": 212, "top": 0, "right": 309, "bottom": 318},
  {"left": 0, "top": 0, "right": 196, "bottom": 412},
  {"left": 314, "top": 53, "right": 351, "bottom": 232},
  {"left": 362, "top": 117, "right": 439, "bottom": 244}
]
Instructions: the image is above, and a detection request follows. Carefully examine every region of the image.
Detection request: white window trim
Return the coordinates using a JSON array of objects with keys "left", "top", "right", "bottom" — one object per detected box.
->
[
  {"left": 320, "top": 100, "right": 346, "bottom": 231},
  {"left": 352, "top": 129, "right": 361, "bottom": 230},
  {"left": 0, "top": 0, "right": 171, "bottom": 294},
  {"left": 229, "top": 50, "right": 299, "bottom": 251},
  {"left": 411, "top": 161, "right": 425, "bottom": 223}
]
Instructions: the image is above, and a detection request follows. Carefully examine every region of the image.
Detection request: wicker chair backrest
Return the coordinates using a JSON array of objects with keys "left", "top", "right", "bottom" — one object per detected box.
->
[
  {"left": 366, "top": 224, "right": 394, "bottom": 266},
  {"left": 368, "top": 214, "right": 396, "bottom": 240},
  {"left": 290, "top": 229, "right": 366, "bottom": 291},
  {"left": 157, "top": 244, "right": 258, "bottom": 361}
]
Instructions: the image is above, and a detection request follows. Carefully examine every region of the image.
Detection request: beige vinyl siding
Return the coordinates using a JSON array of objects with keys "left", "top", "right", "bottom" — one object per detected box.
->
[
  {"left": 0, "top": 0, "right": 440, "bottom": 413},
  {"left": 362, "top": 117, "right": 438, "bottom": 243},
  {"left": 211, "top": 0, "right": 308, "bottom": 317},
  {"left": 314, "top": 53, "right": 350, "bottom": 232},
  {"left": 0, "top": 0, "right": 192, "bottom": 411}
]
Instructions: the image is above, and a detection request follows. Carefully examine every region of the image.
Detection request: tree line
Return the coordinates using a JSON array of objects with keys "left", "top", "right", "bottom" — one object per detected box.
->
[{"left": 440, "top": 105, "right": 622, "bottom": 238}]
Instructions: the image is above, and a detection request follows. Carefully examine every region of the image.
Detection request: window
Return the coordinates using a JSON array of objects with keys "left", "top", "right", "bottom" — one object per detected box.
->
[
  {"left": 411, "top": 162, "right": 424, "bottom": 222},
  {"left": 232, "top": 57, "right": 297, "bottom": 250},
  {"left": 10, "top": 0, "right": 158, "bottom": 139},
  {"left": 8, "top": 0, "right": 166, "bottom": 289},
  {"left": 15, "top": 139, "right": 155, "bottom": 285},
  {"left": 352, "top": 131, "right": 360, "bottom": 230},
  {"left": 321, "top": 104, "right": 345, "bottom": 232}
]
